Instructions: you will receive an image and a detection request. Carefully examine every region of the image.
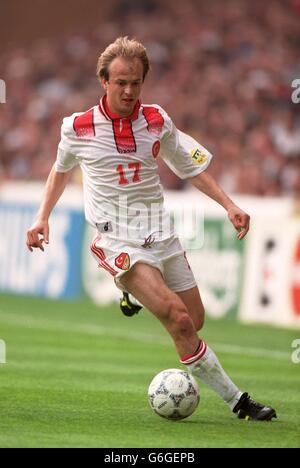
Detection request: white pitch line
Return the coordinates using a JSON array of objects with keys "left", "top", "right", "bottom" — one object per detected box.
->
[{"left": 0, "top": 310, "right": 291, "bottom": 361}]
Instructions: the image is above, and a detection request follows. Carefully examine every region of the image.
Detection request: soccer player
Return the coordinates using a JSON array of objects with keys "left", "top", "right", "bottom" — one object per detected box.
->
[{"left": 26, "top": 37, "right": 276, "bottom": 421}]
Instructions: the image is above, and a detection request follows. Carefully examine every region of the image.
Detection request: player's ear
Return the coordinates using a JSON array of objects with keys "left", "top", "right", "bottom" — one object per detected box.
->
[{"left": 101, "top": 78, "right": 108, "bottom": 92}]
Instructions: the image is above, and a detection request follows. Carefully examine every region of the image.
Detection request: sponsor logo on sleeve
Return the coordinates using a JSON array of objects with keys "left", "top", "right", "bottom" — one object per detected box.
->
[{"left": 190, "top": 148, "right": 208, "bottom": 165}]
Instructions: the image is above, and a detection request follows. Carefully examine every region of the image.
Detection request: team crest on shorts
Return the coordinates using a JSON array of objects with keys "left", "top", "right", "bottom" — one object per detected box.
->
[
  {"left": 190, "top": 148, "right": 208, "bottom": 165},
  {"left": 115, "top": 252, "right": 130, "bottom": 270}
]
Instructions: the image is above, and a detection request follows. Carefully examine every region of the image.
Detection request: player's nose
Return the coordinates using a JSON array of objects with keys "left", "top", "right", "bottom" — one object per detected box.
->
[{"left": 124, "top": 84, "right": 134, "bottom": 95}]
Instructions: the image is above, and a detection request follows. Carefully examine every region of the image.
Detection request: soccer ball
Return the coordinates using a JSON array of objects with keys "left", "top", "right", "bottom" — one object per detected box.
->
[{"left": 148, "top": 369, "right": 200, "bottom": 420}]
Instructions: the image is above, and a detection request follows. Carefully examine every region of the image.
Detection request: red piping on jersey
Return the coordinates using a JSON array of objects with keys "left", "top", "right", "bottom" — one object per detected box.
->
[
  {"left": 73, "top": 108, "right": 95, "bottom": 138},
  {"left": 112, "top": 119, "right": 136, "bottom": 154},
  {"left": 99, "top": 95, "right": 138, "bottom": 154},
  {"left": 99, "top": 95, "right": 140, "bottom": 121},
  {"left": 142, "top": 106, "right": 164, "bottom": 135}
]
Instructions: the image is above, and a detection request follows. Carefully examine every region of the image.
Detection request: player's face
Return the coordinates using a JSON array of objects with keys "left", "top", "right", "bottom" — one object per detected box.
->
[{"left": 102, "top": 57, "right": 144, "bottom": 117}]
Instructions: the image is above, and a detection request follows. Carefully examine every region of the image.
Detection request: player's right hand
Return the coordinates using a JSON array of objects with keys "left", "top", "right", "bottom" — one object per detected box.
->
[{"left": 26, "top": 220, "right": 49, "bottom": 252}]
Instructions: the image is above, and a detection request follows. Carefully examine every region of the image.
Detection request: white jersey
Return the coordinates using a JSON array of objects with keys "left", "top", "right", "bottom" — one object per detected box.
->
[{"left": 56, "top": 96, "right": 213, "bottom": 242}]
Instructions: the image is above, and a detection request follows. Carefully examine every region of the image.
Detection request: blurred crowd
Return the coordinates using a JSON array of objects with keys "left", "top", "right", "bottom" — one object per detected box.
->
[{"left": 0, "top": 0, "right": 300, "bottom": 196}]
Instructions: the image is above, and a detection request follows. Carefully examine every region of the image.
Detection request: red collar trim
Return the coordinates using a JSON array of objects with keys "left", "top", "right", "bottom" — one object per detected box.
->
[{"left": 99, "top": 95, "right": 140, "bottom": 121}]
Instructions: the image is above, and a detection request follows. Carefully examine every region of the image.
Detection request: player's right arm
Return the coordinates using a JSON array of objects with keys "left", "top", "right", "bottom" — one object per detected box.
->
[
  {"left": 26, "top": 165, "right": 71, "bottom": 252},
  {"left": 27, "top": 115, "right": 79, "bottom": 252}
]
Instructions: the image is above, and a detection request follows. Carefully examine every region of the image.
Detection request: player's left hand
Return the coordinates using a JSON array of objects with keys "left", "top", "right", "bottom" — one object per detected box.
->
[{"left": 227, "top": 205, "right": 250, "bottom": 240}]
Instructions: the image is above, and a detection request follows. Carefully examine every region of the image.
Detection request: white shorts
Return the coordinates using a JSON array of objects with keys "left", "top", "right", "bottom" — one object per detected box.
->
[{"left": 90, "top": 233, "right": 197, "bottom": 293}]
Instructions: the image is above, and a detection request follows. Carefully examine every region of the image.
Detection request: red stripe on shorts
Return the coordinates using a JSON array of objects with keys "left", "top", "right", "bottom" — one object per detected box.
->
[{"left": 91, "top": 237, "right": 117, "bottom": 277}]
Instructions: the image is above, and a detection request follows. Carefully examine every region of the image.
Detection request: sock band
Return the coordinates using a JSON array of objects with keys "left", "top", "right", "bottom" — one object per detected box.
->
[{"left": 180, "top": 340, "right": 207, "bottom": 365}]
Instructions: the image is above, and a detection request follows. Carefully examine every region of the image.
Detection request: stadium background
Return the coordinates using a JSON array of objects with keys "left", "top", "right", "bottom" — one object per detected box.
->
[{"left": 0, "top": 0, "right": 299, "bottom": 448}]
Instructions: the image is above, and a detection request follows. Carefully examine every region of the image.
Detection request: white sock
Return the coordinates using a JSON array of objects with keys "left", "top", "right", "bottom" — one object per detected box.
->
[
  {"left": 180, "top": 341, "right": 242, "bottom": 411},
  {"left": 128, "top": 293, "right": 143, "bottom": 307}
]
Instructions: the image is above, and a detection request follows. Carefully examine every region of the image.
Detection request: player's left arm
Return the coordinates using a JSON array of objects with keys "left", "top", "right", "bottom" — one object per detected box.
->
[
  {"left": 189, "top": 170, "right": 250, "bottom": 240},
  {"left": 158, "top": 113, "right": 250, "bottom": 239}
]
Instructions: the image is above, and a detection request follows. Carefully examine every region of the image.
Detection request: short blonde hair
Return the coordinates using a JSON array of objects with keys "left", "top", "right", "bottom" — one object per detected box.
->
[{"left": 96, "top": 36, "right": 150, "bottom": 82}]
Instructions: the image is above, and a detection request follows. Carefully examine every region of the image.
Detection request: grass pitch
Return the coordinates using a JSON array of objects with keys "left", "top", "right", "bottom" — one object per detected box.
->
[{"left": 0, "top": 294, "right": 299, "bottom": 448}]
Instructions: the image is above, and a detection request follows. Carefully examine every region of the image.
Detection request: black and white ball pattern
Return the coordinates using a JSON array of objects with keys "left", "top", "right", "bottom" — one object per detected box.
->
[{"left": 148, "top": 369, "right": 200, "bottom": 420}]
